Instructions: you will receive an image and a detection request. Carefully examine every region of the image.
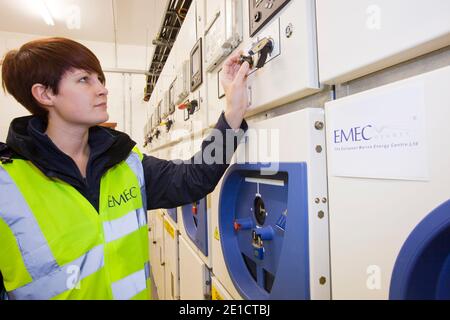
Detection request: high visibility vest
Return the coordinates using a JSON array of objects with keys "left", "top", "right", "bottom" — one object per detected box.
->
[{"left": 0, "top": 147, "right": 152, "bottom": 300}]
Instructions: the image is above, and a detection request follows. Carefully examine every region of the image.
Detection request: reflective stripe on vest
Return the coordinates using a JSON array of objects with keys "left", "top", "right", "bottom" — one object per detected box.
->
[
  {"left": 10, "top": 244, "right": 104, "bottom": 300},
  {"left": 0, "top": 149, "right": 151, "bottom": 300},
  {"left": 126, "top": 148, "right": 147, "bottom": 213},
  {"left": 0, "top": 167, "right": 58, "bottom": 280}
]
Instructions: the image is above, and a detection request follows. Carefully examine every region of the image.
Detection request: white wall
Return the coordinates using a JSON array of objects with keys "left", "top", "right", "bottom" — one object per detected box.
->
[{"left": 0, "top": 31, "right": 149, "bottom": 148}]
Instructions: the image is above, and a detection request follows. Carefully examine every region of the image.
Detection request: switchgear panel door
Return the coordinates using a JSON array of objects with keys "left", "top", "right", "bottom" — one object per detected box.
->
[
  {"left": 317, "top": 0, "right": 450, "bottom": 84},
  {"left": 179, "top": 236, "right": 211, "bottom": 300},
  {"left": 245, "top": 0, "right": 320, "bottom": 114},
  {"left": 326, "top": 66, "right": 450, "bottom": 299},
  {"left": 163, "top": 217, "right": 180, "bottom": 300}
]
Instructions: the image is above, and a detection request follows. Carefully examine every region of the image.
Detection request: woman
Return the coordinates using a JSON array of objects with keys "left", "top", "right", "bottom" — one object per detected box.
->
[{"left": 0, "top": 37, "right": 250, "bottom": 300}]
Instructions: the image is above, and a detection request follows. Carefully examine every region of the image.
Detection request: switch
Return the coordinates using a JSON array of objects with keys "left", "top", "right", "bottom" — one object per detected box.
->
[
  {"left": 254, "top": 226, "right": 275, "bottom": 241},
  {"left": 233, "top": 217, "right": 254, "bottom": 231},
  {"left": 188, "top": 100, "right": 198, "bottom": 115},
  {"left": 243, "top": 37, "right": 274, "bottom": 70},
  {"left": 254, "top": 38, "right": 274, "bottom": 69},
  {"left": 178, "top": 102, "right": 188, "bottom": 110},
  {"left": 239, "top": 55, "right": 255, "bottom": 69},
  {"left": 164, "top": 119, "right": 173, "bottom": 132},
  {"left": 254, "top": 195, "right": 267, "bottom": 225},
  {"left": 178, "top": 100, "right": 198, "bottom": 115}
]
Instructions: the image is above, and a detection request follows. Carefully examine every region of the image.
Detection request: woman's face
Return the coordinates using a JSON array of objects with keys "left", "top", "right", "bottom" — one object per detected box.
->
[{"left": 50, "top": 68, "right": 109, "bottom": 126}]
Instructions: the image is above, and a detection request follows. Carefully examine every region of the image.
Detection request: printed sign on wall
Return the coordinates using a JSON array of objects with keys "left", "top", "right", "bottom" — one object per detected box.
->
[{"left": 326, "top": 81, "right": 429, "bottom": 181}]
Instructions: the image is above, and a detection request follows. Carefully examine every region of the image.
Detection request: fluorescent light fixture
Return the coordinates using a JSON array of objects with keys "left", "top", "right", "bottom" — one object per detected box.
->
[{"left": 35, "top": 0, "right": 55, "bottom": 26}]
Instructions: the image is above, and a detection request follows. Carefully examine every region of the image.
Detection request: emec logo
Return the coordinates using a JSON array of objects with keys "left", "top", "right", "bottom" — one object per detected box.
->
[{"left": 334, "top": 125, "right": 373, "bottom": 144}]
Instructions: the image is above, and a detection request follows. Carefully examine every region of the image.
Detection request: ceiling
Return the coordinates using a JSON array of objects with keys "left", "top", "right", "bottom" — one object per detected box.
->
[{"left": 0, "top": 0, "right": 169, "bottom": 47}]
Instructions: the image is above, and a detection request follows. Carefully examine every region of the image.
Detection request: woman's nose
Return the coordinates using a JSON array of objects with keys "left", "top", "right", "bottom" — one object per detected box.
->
[{"left": 96, "top": 80, "right": 108, "bottom": 96}]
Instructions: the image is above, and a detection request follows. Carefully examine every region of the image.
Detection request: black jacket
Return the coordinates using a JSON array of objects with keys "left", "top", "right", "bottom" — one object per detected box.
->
[{"left": 0, "top": 112, "right": 247, "bottom": 297}]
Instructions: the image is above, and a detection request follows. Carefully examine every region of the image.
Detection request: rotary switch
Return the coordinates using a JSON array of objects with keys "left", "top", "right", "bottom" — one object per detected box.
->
[
  {"left": 178, "top": 100, "right": 198, "bottom": 115},
  {"left": 161, "top": 119, "right": 173, "bottom": 132},
  {"left": 239, "top": 37, "right": 274, "bottom": 70}
]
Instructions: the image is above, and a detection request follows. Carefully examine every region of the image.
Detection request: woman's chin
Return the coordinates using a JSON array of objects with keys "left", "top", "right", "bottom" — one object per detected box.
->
[{"left": 95, "top": 112, "right": 110, "bottom": 125}]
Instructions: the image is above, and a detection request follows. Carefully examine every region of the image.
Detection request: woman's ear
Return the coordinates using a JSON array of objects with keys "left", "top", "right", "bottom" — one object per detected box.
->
[{"left": 31, "top": 84, "right": 55, "bottom": 108}]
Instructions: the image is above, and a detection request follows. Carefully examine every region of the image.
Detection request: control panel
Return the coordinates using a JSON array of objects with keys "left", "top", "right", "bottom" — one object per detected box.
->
[
  {"left": 219, "top": 163, "right": 311, "bottom": 299},
  {"left": 204, "top": 0, "right": 243, "bottom": 72},
  {"left": 249, "top": 0, "right": 291, "bottom": 36},
  {"left": 162, "top": 91, "right": 170, "bottom": 119},
  {"left": 243, "top": 0, "right": 320, "bottom": 114},
  {"left": 211, "top": 108, "right": 330, "bottom": 300},
  {"left": 190, "top": 38, "right": 203, "bottom": 92},
  {"left": 182, "top": 198, "right": 209, "bottom": 257},
  {"left": 156, "top": 100, "right": 162, "bottom": 126},
  {"left": 168, "top": 80, "right": 176, "bottom": 115},
  {"left": 175, "top": 60, "right": 190, "bottom": 105},
  {"left": 160, "top": 92, "right": 173, "bottom": 133}
]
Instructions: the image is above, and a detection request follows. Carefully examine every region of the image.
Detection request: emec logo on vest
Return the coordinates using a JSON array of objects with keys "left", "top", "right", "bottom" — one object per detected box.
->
[{"left": 108, "top": 187, "right": 138, "bottom": 208}]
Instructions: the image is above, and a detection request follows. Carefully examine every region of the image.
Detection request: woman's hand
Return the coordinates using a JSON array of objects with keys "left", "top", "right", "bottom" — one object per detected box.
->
[{"left": 220, "top": 51, "right": 250, "bottom": 129}]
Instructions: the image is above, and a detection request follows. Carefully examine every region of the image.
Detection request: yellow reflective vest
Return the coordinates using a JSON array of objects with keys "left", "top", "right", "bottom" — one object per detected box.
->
[{"left": 0, "top": 147, "right": 152, "bottom": 300}]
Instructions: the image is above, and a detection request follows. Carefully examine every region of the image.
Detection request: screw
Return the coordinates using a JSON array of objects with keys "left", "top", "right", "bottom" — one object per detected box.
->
[
  {"left": 315, "top": 198, "right": 320, "bottom": 204},
  {"left": 318, "top": 211, "right": 325, "bottom": 219},
  {"left": 316, "top": 145, "right": 323, "bottom": 153},
  {"left": 315, "top": 121, "right": 324, "bottom": 130},
  {"left": 322, "top": 198, "right": 327, "bottom": 204},
  {"left": 319, "top": 277, "right": 327, "bottom": 285}
]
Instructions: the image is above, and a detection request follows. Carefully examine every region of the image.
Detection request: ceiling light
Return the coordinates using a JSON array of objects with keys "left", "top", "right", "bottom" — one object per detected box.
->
[{"left": 35, "top": 0, "right": 55, "bottom": 26}]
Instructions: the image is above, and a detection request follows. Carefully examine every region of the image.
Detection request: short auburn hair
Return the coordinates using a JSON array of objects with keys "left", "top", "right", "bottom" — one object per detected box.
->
[{"left": 1, "top": 37, "right": 105, "bottom": 118}]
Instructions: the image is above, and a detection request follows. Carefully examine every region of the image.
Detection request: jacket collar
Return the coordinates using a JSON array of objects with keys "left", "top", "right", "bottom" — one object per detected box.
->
[{"left": 5, "top": 116, "right": 136, "bottom": 182}]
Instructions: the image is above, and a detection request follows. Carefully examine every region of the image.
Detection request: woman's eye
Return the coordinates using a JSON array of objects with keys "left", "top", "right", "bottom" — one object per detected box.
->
[{"left": 79, "top": 76, "right": 88, "bottom": 83}]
